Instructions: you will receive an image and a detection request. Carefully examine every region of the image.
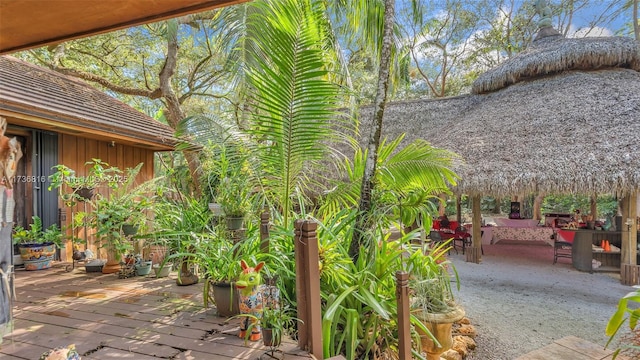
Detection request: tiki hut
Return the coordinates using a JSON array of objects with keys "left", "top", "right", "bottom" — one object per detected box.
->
[{"left": 359, "top": 24, "right": 640, "bottom": 278}]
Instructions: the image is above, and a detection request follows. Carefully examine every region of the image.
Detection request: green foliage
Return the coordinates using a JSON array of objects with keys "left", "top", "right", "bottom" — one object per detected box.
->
[
  {"left": 13, "top": 216, "right": 62, "bottom": 247},
  {"left": 542, "top": 194, "right": 618, "bottom": 219},
  {"left": 48, "top": 159, "right": 121, "bottom": 207},
  {"left": 605, "top": 286, "right": 640, "bottom": 358},
  {"left": 315, "top": 208, "right": 454, "bottom": 359},
  {"left": 319, "top": 134, "right": 457, "bottom": 228},
  {"left": 244, "top": 0, "right": 343, "bottom": 228},
  {"left": 69, "top": 162, "right": 159, "bottom": 257}
]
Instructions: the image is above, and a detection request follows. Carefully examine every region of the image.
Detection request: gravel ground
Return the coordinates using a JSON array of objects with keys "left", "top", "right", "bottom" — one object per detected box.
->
[{"left": 448, "top": 242, "right": 633, "bottom": 359}]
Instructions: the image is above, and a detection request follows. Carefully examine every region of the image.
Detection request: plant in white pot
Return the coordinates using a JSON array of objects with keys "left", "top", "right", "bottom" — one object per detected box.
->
[{"left": 409, "top": 239, "right": 464, "bottom": 360}]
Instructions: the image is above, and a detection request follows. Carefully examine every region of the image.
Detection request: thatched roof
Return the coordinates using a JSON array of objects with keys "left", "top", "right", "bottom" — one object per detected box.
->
[{"left": 359, "top": 30, "right": 640, "bottom": 197}]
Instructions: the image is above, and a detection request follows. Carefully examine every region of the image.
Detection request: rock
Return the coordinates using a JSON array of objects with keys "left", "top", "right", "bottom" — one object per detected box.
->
[
  {"left": 452, "top": 337, "right": 469, "bottom": 358},
  {"left": 458, "top": 317, "right": 471, "bottom": 325},
  {"left": 441, "top": 349, "right": 462, "bottom": 360},
  {"left": 456, "top": 324, "right": 477, "bottom": 338},
  {"left": 454, "top": 335, "right": 477, "bottom": 350}
]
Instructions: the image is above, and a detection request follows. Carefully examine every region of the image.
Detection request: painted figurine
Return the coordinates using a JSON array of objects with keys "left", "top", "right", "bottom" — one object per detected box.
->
[{"left": 235, "top": 260, "right": 265, "bottom": 341}]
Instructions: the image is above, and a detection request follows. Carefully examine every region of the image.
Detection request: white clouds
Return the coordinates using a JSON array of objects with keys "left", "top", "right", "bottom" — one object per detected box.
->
[{"left": 567, "top": 25, "right": 614, "bottom": 38}]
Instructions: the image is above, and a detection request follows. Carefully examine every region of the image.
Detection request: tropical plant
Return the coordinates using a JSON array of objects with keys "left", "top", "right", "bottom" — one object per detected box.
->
[
  {"left": 78, "top": 163, "right": 158, "bottom": 258},
  {"left": 260, "top": 304, "right": 299, "bottom": 347},
  {"left": 319, "top": 135, "right": 458, "bottom": 230},
  {"left": 48, "top": 159, "right": 122, "bottom": 206},
  {"left": 408, "top": 239, "right": 459, "bottom": 315},
  {"left": 12, "top": 216, "right": 62, "bottom": 247},
  {"left": 605, "top": 285, "right": 640, "bottom": 359}
]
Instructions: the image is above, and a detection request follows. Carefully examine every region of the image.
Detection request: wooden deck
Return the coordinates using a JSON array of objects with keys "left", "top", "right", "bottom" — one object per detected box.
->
[
  {"left": 0, "top": 263, "right": 311, "bottom": 360},
  {"left": 516, "top": 335, "right": 629, "bottom": 360}
]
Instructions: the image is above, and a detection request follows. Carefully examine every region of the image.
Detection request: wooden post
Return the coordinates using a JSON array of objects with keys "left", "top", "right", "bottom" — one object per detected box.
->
[
  {"left": 456, "top": 195, "right": 462, "bottom": 225},
  {"left": 294, "top": 220, "right": 323, "bottom": 359},
  {"left": 396, "top": 271, "right": 411, "bottom": 360},
  {"left": 590, "top": 194, "right": 598, "bottom": 224},
  {"left": 620, "top": 193, "right": 639, "bottom": 285},
  {"left": 467, "top": 195, "right": 482, "bottom": 263},
  {"left": 533, "top": 194, "right": 543, "bottom": 221},
  {"left": 260, "top": 211, "right": 269, "bottom": 253}
]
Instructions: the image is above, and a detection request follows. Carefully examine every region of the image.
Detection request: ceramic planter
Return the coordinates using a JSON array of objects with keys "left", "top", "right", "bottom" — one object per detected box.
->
[
  {"left": 18, "top": 243, "right": 56, "bottom": 271},
  {"left": 414, "top": 306, "right": 465, "bottom": 360},
  {"left": 226, "top": 216, "right": 244, "bottom": 231},
  {"left": 153, "top": 263, "right": 172, "bottom": 277},
  {"left": 135, "top": 260, "right": 153, "bottom": 276},
  {"left": 211, "top": 281, "right": 240, "bottom": 317}
]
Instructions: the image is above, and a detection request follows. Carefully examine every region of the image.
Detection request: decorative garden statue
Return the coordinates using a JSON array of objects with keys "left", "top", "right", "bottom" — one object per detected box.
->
[
  {"left": 534, "top": 0, "right": 553, "bottom": 28},
  {"left": 235, "top": 260, "right": 265, "bottom": 341},
  {"left": 0, "top": 116, "right": 23, "bottom": 344}
]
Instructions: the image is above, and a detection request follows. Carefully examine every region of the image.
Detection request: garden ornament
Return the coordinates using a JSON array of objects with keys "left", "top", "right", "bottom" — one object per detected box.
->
[{"left": 235, "top": 260, "right": 265, "bottom": 341}]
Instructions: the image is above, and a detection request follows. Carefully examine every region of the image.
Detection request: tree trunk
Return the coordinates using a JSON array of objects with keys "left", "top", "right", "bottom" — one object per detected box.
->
[
  {"left": 634, "top": 0, "right": 639, "bottom": 41},
  {"left": 349, "top": 0, "right": 395, "bottom": 260},
  {"left": 159, "top": 22, "right": 202, "bottom": 197}
]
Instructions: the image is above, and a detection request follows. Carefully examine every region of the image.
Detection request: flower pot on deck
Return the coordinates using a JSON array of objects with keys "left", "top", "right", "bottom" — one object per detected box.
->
[
  {"left": 211, "top": 281, "right": 240, "bottom": 317},
  {"left": 18, "top": 243, "right": 56, "bottom": 271},
  {"left": 135, "top": 260, "right": 153, "bottom": 276},
  {"left": 153, "top": 263, "right": 172, "bottom": 278}
]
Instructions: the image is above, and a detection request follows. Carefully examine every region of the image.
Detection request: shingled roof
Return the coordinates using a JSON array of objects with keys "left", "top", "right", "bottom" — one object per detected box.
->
[{"left": 0, "top": 55, "right": 177, "bottom": 150}]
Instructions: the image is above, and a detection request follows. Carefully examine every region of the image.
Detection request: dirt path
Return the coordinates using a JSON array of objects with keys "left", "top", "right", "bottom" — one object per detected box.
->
[{"left": 449, "top": 243, "right": 631, "bottom": 359}]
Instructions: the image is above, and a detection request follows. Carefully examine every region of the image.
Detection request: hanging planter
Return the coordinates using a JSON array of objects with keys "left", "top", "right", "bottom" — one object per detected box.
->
[
  {"left": 121, "top": 224, "right": 139, "bottom": 236},
  {"left": 74, "top": 187, "right": 94, "bottom": 201}
]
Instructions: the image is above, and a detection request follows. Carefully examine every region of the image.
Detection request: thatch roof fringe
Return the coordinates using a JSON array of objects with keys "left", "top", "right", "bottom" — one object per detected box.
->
[{"left": 472, "top": 37, "right": 640, "bottom": 94}]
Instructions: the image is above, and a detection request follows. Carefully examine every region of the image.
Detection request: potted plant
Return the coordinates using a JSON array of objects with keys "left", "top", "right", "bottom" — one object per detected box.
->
[
  {"left": 48, "top": 159, "right": 121, "bottom": 206},
  {"left": 409, "top": 239, "right": 464, "bottom": 360},
  {"left": 78, "top": 163, "right": 156, "bottom": 273},
  {"left": 135, "top": 257, "right": 153, "bottom": 276},
  {"left": 165, "top": 231, "right": 248, "bottom": 316},
  {"left": 13, "top": 216, "right": 62, "bottom": 270},
  {"left": 217, "top": 175, "right": 251, "bottom": 230},
  {"left": 260, "top": 305, "right": 298, "bottom": 348}
]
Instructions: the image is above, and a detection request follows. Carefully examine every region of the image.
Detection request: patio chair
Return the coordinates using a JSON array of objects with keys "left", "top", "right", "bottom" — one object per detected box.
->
[
  {"left": 429, "top": 230, "right": 456, "bottom": 254},
  {"left": 553, "top": 230, "right": 573, "bottom": 264}
]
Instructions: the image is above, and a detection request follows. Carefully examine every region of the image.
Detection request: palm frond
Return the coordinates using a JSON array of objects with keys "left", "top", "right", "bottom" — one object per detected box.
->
[{"left": 245, "top": 0, "right": 341, "bottom": 227}]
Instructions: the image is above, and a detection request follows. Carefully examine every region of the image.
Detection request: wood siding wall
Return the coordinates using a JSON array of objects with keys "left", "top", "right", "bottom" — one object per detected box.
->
[{"left": 58, "top": 134, "right": 156, "bottom": 261}]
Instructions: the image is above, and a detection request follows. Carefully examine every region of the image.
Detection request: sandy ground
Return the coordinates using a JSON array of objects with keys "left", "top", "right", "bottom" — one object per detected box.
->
[{"left": 448, "top": 242, "right": 633, "bottom": 359}]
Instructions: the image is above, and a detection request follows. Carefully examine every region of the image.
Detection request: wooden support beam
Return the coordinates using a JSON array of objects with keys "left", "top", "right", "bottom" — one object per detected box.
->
[
  {"left": 260, "top": 211, "right": 269, "bottom": 253},
  {"left": 294, "top": 220, "right": 323, "bottom": 359},
  {"left": 469, "top": 195, "right": 482, "bottom": 263},
  {"left": 396, "top": 271, "right": 411, "bottom": 360}
]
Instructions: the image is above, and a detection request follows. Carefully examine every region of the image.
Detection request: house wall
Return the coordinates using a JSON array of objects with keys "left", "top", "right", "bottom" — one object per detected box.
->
[{"left": 58, "top": 134, "right": 155, "bottom": 261}]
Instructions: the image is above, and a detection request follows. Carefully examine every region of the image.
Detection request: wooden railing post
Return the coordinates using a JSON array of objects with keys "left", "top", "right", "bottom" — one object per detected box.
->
[
  {"left": 260, "top": 211, "right": 270, "bottom": 253},
  {"left": 396, "top": 271, "right": 411, "bottom": 360},
  {"left": 294, "top": 219, "right": 323, "bottom": 359}
]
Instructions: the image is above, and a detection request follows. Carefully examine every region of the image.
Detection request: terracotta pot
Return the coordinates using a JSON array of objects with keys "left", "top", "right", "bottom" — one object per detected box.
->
[
  {"left": 415, "top": 306, "right": 465, "bottom": 360},
  {"left": 102, "top": 250, "right": 121, "bottom": 274}
]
